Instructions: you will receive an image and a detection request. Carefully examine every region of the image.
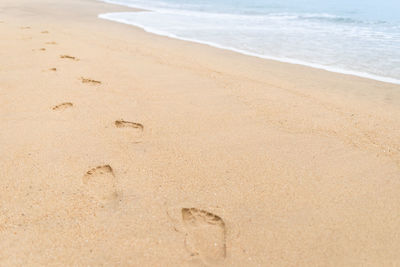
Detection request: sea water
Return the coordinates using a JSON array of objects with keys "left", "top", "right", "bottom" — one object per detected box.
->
[{"left": 98, "top": 0, "right": 400, "bottom": 84}]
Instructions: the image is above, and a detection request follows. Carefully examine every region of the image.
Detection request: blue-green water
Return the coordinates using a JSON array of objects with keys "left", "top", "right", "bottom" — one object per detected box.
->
[{"left": 99, "top": 0, "right": 400, "bottom": 84}]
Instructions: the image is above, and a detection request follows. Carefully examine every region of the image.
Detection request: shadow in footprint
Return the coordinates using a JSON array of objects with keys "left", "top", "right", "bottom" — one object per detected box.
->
[
  {"left": 182, "top": 208, "right": 227, "bottom": 265},
  {"left": 52, "top": 102, "right": 73, "bottom": 111},
  {"left": 83, "top": 165, "right": 119, "bottom": 204}
]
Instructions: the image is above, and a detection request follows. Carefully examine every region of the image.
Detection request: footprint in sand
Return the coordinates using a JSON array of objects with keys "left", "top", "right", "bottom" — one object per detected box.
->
[
  {"left": 115, "top": 120, "right": 144, "bottom": 139},
  {"left": 181, "top": 208, "right": 227, "bottom": 265},
  {"left": 81, "top": 77, "right": 101, "bottom": 85},
  {"left": 52, "top": 102, "right": 73, "bottom": 111},
  {"left": 49, "top": 67, "right": 57, "bottom": 72},
  {"left": 60, "top": 55, "right": 79, "bottom": 61},
  {"left": 82, "top": 165, "right": 119, "bottom": 203},
  {"left": 39, "top": 48, "right": 46, "bottom": 51},
  {"left": 20, "top": 26, "right": 31, "bottom": 30},
  {"left": 41, "top": 30, "right": 49, "bottom": 34},
  {"left": 45, "top": 41, "right": 57, "bottom": 45},
  {"left": 115, "top": 120, "right": 143, "bottom": 131}
]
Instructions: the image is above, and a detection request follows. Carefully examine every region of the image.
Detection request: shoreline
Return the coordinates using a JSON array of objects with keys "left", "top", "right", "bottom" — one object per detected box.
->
[
  {"left": 1, "top": 0, "right": 400, "bottom": 265},
  {"left": 97, "top": 3, "right": 400, "bottom": 86}
]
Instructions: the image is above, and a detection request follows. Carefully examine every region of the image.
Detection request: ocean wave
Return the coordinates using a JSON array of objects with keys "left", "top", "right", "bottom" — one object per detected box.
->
[
  {"left": 99, "top": 0, "right": 391, "bottom": 26},
  {"left": 97, "top": 0, "right": 400, "bottom": 84},
  {"left": 98, "top": 12, "right": 400, "bottom": 85},
  {"left": 99, "top": 0, "right": 394, "bottom": 28}
]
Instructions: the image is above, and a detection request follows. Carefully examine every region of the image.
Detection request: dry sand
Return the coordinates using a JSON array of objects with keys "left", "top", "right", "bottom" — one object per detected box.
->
[{"left": 1, "top": 0, "right": 400, "bottom": 265}]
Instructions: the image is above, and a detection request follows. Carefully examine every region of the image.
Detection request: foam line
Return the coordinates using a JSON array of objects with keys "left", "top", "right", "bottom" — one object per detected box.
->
[{"left": 98, "top": 12, "right": 400, "bottom": 85}]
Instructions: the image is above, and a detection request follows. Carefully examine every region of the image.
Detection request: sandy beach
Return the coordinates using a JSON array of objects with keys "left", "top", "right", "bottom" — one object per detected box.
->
[{"left": 1, "top": 0, "right": 400, "bottom": 265}]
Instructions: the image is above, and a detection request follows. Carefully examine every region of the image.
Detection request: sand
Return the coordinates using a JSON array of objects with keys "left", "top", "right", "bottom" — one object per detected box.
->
[{"left": 1, "top": 0, "right": 400, "bottom": 265}]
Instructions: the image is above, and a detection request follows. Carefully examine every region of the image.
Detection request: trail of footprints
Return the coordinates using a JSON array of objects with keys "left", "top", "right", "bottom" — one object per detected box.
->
[{"left": 40, "top": 28, "right": 223, "bottom": 264}]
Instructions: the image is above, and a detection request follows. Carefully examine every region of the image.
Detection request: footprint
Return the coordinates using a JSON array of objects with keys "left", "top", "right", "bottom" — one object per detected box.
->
[
  {"left": 39, "top": 48, "right": 46, "bottom": 51},
  {"left": 60, "top": 55, "right": 79, "bottom": 61},
  {"left": 46, "top": 41, "right": 57, "bottom": 45},
  {"left": 83, "top": 165, "right": 119, "bottom": 203},
  {"left": 181, "top": 208, "right": 227, "bottom": 265},
  {"left": 52, "top": 102, "right": 73, "bottom": 111},
  {"left": 115, "top": 120, "right": 144, "bottom": 140},
  {"left": 81, "top": 77, "right": 101, "bottom": 85},
  {"left": 20, "top": 26, "right": 31, "bottom": 29},
  {"left": 41, "top": 30, "right": 49, "bottom": 34},
  {"left": 49, "top": 67, "right": 57, "bottom": 71},
  {"left": 115, "top": 120, "right": 143, "bottom": 131}
]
